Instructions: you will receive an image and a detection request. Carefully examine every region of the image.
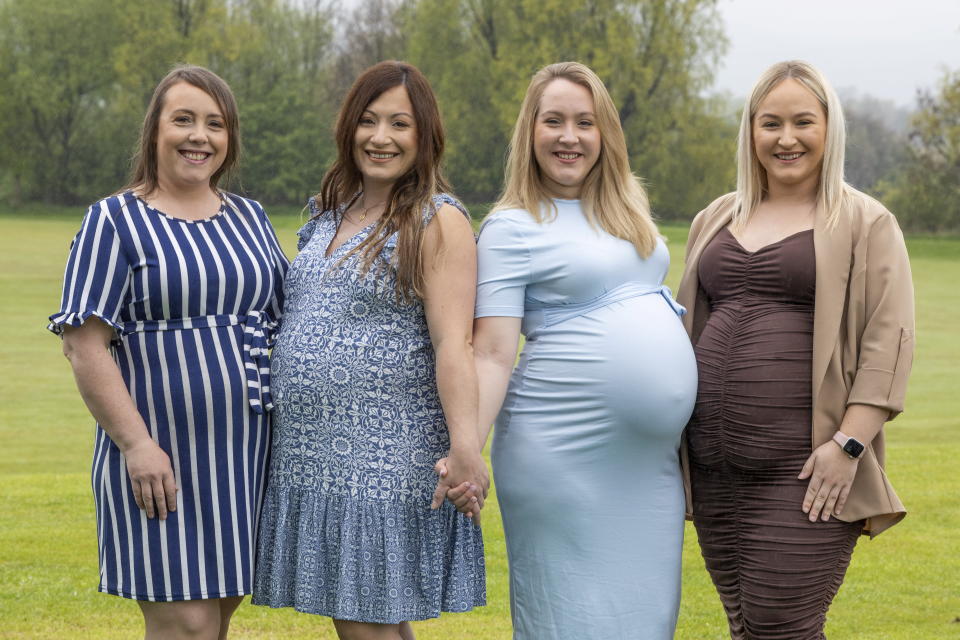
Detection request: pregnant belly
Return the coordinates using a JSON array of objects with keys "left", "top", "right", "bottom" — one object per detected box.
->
[{"left": 505, "top": 295, "right": 698, "bottom": 442}]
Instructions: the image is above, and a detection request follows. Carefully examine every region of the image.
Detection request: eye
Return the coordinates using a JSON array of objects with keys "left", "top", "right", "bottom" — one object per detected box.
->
[
  {"left": 543, "top": 117, "right": 561, "bottom": 126},
  {"left": 208, "top": 119, "right": 224, "bottom": 129},
  {"left": 760, "top": 121, "right": 779, "bottom": 129},
  {"left": 578, "top": 119, "right": 594, "bottom": 128},
  {"left": 358, "top": 117, "right": 375, "bottom": 126},
  {"left": 174, "top": 115, "right": 191, "bottom": 124},
  {"left": 392, "top": 120, "right": 411, "bottom": 129},
  {"left": 796, "top": 119, "right": 813, "bottom": 126}
]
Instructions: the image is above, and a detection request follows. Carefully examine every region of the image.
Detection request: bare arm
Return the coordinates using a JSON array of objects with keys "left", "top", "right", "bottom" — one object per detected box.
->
[
  {"left": 62, "top": 319, "right": 177, "bottom": 519},
  {"left": 473, "top": 316, "right": 522, "bottom": 447},
  {"left": 421, "top": 205, "right": 489, "bottom": 512}
]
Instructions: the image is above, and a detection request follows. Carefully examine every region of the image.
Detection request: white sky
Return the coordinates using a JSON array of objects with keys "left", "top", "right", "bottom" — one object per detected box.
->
[{"left": 713, "top": 0, "right": 960, "bottom": 106}]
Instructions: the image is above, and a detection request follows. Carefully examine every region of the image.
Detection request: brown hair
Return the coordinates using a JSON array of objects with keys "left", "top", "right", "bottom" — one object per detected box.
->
[
  {"left": 317, "top": 60, "right": 451, "bottom": 302},
  {"left": 124, "top": 65, "right": 241, "bottom": 196}
]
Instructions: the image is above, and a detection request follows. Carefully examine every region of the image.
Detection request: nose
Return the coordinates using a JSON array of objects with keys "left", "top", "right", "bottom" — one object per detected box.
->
[
  {"left": 558, "top": 121, "right": 578, "bottom": 145},
  {"left": 188, "top": 125, "right": 209, "bottom": 144},
  {"left": 778, "top": 125, "right": 797, "bottom": 147},
  {"left": 370, "top": 121, "right": 391, "bottom": 146}
]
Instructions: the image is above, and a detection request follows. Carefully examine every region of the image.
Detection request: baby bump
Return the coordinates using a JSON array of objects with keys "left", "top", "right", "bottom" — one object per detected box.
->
[
  {"left": 688, "top": 303, "right": 814, "bottom": 470},
  {"left": 508, "top": 295, "right": 698, "bottom": 442}
]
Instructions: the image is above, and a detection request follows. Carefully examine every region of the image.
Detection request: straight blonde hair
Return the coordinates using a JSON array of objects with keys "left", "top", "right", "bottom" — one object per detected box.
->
[
  {"left": 734, "top": 60, "right": 855, "bottom": 228},
  {"left": 493, "top": 62, "right": 658, "bottom": 258}
]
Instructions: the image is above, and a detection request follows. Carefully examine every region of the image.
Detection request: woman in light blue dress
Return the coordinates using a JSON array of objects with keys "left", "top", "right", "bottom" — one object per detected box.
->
[
  {"left": 467, "top": 62, "right": 698, "bottom": 639},
  {"left": 253, "top": 61, "right": 486, "bottom": 640}
]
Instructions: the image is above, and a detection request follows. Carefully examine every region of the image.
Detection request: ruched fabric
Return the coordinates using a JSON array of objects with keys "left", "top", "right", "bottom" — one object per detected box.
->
[{"left": 687, "top": 228, "right": 862, "bottom": 640}]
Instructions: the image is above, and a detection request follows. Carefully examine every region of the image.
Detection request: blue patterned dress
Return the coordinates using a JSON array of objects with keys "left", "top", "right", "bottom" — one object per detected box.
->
[
  {"left": 48, "top": 191, "right": 288, "bottom": 601},
  {"left": 253, "top": 193, "right": 485, "bottom": 623}
]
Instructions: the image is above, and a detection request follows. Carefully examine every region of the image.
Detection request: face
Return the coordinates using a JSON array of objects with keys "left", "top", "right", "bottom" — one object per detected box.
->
[
  {"left": 532, "top": 78, "right": 601, "bottom": 199},
  {"left": 752, "top": 77, "right": 827, "bottom": 197},
  {"left": 353, "top": 84, "right": 418, "bottom": 188},
  {"left": 155, "top": 82, "right": 228, "bottom": 192}
]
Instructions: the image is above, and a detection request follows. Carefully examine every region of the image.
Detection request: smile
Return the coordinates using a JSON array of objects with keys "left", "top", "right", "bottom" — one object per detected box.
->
[
  {"left": 366, "top": 151, "right": 399, "bottom": 160},
  {"left": 554, "top": 152, "right": 582, "bottom": 161},
  {"left": 179, "top": 150, "right": 212, "bottom": 163},
  {"left": 774, "top": 152, "right": 804, "bottom": 161}
]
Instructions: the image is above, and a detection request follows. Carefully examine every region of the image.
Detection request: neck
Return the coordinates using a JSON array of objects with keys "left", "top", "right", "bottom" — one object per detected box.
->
[
  {"left": 360, "top": 180, "right": 394, "bottom": 207},
  {"left": 150, "top": 178, "right": 218, "bottom": 205},
  {"left": 765, "top": 178, "right": 819, "bottom": 206}
]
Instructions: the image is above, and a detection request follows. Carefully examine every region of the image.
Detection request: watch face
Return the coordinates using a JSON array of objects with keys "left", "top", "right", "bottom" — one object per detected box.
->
[{"left": 844, "top": 438, "right": 865, "bottom": 458}]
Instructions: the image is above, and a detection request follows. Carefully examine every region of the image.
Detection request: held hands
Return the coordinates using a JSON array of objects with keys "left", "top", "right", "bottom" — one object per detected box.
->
[
  {"left": 123, "top": 438, "right": 178, "bottom": 520},
  {"left": 798, "top": 440, "right": 859, "bottom": 522},
  {"left": 430, "top": 450, "right": 489, "bottom": 525}
]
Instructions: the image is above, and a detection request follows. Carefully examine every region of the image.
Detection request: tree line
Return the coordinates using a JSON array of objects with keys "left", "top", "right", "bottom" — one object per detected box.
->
[{"left": 0, "top": 0, "right": 957, "bottom": 230}]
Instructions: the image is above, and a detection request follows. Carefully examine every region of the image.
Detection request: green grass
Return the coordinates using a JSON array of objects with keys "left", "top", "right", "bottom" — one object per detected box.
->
[{"left": 1, "top": 210, "right": 958, "bottom": 639}]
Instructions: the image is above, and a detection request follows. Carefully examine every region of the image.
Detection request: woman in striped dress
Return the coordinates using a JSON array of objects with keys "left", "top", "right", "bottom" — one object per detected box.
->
[{"left": 49, "top": 65, "right": 288, "bottom": 639}]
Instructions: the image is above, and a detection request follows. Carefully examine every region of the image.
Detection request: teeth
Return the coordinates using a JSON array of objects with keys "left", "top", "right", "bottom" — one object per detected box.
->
[
  {"left": 182, "top": 151, "right": 209, "bottom": 160},
  {"left": 556, "top": 153, "right": 580, "bottom": 159},
  {"left": 777, "top": 152, "right": 802, "bottom": 160},
  {"left": 369, "top": 152, "right": 397, "bottom": 159}
]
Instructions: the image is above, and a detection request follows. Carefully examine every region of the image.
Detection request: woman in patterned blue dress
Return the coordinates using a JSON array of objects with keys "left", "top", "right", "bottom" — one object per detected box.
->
[
  {"left": 253, "top": 61, "right": 486, "bottom": 639},
  {"left": 49, "top": 66, "right": 288, "bottom": 639}
]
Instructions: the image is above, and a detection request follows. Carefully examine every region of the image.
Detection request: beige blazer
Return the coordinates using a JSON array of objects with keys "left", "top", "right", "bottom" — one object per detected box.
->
[{"left": 677, "top": 190, "right": 914, "bottom": 537}]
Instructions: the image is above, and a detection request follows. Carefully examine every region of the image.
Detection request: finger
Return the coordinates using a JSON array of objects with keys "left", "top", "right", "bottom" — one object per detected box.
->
[
  {"left": 430, "top": 479, "right": 448, "bottom": 510},
  {"left": 821, "top": 484, "right": 843, "bottom": 521},
  {"left": 809, "top": 488, "right": 830, "bottom": 522},
  {"left": 131, "top": 480, "right": 145, "bottom": 512},
  {"left": 835, "top": 484, "right": 852, "bottom": 515},
  {"left": 802, "top": 477, "right": 822, "bottom": 513},
  {"left": 452, "top": 493, "right": 474, "bottom": 510},
  {"left": 471, "top": 511, "right": 482, "bottom": 527},
  {"left": 446, "top": 482, "right": 470, "bottom": 501},
  {"left": 163, "top": 473, "right": 178, "bottom": 514},
  {"left": 140, "top": 482, "right": 156, "bottom": 519},
  {"left": 797, "top": 453, "right": 816, "bottom": 480},
  {"left": 153, "top": 479, "right": 168, "bottom": 520},
  {"left": 434, "top": 459, "right": 448, "bottom": 478}
]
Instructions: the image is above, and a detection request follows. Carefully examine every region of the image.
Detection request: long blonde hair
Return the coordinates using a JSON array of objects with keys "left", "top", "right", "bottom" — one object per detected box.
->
[
  {"left": 493, "top": 62, "right": 658, "bottom": 258},
  {"left": 734, "top": 60, "right": 854, "bottom": 228}
]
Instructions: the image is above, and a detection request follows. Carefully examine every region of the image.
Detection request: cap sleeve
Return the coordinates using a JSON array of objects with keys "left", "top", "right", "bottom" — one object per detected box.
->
[
  {"left": 475, "top": 213, "right": 531, "bottom": 318},
  {"left": 48, "top": 200, "right": 132, "bottom": 337}
]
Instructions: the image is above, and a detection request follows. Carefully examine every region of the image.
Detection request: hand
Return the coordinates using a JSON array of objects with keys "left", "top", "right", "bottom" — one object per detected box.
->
[
  {"left": 430, "top": 454, "right": 487, "bottom": 524},
  {"left": 798, "top": 440, "right": 860, "bottom": 522},
  {"left": 123, "top": 438, "right": 178, "bottom": 520}
]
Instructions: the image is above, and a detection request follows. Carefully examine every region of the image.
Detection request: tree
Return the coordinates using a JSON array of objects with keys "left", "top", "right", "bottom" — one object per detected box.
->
[
  {"left": 840, "top": 91, "right": 909, "bottom": 194},
  {"left": 880, "top": 70, "right": 960, "bottom": 232}
]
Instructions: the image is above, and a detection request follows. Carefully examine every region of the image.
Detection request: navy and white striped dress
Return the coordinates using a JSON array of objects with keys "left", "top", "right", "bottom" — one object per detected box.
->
[{"left": 48, "top": 191, "right": 288, "bottom": 601}]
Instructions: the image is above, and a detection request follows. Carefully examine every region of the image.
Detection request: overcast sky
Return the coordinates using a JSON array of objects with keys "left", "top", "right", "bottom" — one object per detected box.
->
[{"left": 713, "top": 0, "right": 960, "bottom": 106}]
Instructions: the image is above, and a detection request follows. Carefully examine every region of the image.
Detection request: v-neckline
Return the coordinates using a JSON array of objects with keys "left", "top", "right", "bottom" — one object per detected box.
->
[
  {"left": 323, "top": 213, "right": 376, "bottom": 258},
  {"left": 723, "top": 226, "right": 813, "bottom": 255}
]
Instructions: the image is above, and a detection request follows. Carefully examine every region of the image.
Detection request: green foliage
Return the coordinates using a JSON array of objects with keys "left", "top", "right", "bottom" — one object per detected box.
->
[{"left": 880, "top": 70, "right": 960, "bottom": 232}]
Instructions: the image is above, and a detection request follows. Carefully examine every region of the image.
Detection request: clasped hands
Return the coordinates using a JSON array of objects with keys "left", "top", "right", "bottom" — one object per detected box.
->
[{"left": 430, "top": 449, "right": 489, "bottom": 525}]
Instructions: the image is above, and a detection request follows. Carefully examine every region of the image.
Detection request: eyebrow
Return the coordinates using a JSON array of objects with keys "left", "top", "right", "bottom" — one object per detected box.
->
[
  {"left": 171, "top": 107, "right": 224, "bottom": 119},
  {"left": 540, "top": 109, "right": 596, "bottom": 118},
  {"left": 757, "top": 111, "right": 819, "bottom": 120},
  {"left": 363, "top": 109, "right": 414, "bottom": 119}
]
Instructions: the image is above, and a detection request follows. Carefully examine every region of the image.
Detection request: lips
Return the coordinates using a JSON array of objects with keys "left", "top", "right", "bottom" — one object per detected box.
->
[
  {"left": 366, "top": 150, "right": 399, "bottom": 161},
  {"left": 553, "top": 151, "right": 582, "bottom": 162},
  {"left": 179, "top": 150, "right": 212, "bottom": 163},
  {"left": 774, "top": 152, "right": 804, "bottom": 161}
]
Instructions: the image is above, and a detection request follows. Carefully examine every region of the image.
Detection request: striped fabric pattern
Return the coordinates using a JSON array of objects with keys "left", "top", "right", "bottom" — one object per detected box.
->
[{"left": 49, "top": 191, "right": 288, "bottom": 601}]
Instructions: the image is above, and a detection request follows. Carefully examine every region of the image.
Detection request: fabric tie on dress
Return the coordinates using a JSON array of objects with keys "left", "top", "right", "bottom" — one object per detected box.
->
[
  {"left": 531, "top": 282, "right": 686, "bottom": 330},
  {"left": 120, "top": 312, "right": 277, "bottom": 414}
]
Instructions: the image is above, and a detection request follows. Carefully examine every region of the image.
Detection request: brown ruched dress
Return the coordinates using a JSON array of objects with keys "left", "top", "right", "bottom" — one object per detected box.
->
[{"left": 687, "top": 227, "right": 862, "bottom": 640}]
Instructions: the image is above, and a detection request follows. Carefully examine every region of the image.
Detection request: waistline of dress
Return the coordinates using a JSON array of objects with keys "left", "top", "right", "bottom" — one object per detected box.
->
[{"left": 120, "top": 311, "right": 276, "bottom": 415}]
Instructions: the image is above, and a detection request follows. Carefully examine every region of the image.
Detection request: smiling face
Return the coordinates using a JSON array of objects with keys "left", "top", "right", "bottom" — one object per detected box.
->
[
  {"left": 353, "top": 84, "right": 418, "bottom": 189},
  {"left": 154, "top": 81, "right": 228, "bottom": 193},
  {"left": 752, "top": 77, "right": 827, "bottom": 198},
  {"left": 532, "top": 78, "right": 601, "bottom": 199}
]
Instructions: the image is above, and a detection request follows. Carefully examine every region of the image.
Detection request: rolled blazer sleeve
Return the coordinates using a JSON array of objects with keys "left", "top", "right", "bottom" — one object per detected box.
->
[{"left": 847, "top": 211, "right": 915, "bottom": 417}]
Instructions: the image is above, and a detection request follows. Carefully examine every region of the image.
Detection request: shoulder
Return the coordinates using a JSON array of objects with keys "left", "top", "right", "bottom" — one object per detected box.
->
[
  {"left": 221, "top": 191, "right": 267, "bottom": 218},
  {"left": 687, "top": 192, "right": 735, "bottom": 245},
  {"left": 479, "top": 207, "right": 538, "bottom": 235},
  {"left": 841, "top": 188, "right": 905, "bottom": 245},
  {"left": 80, "top": 193, "right": 133, "bottom": 230}
]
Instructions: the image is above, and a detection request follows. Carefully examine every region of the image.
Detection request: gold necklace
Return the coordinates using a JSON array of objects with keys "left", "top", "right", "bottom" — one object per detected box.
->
[{"left": 356, "top": 197, "right": 385, "bottom": 223}]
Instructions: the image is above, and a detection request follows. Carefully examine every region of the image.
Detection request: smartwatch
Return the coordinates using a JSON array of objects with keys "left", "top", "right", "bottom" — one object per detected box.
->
[{"left": 832, "top": 431, "right": 865, "bottom": 459}]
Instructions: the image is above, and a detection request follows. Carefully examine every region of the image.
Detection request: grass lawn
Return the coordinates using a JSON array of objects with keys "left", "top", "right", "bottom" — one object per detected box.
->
[{"left": 1, "top": 208, "right": 957, "bottom": 639}]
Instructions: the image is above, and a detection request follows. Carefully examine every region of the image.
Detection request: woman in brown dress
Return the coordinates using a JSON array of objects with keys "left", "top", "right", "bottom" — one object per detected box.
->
[{"left": 677, "top": 60, "right": 915, "bottom": 639}]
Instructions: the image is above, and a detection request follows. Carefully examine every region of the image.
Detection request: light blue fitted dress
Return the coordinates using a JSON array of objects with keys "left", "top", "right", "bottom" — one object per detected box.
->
[{"left": 476, "top": 200, "right": 698, "bottom": 640}]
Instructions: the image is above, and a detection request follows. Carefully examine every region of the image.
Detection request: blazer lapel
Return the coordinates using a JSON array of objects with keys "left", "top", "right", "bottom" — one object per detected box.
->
[{"left": 812, "top": 206, "right": 852, "bottom": 403}]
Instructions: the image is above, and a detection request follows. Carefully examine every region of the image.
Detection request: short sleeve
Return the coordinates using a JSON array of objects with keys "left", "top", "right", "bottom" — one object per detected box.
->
[
  {"left": 475, "top": 214, "right": 531, "bottom": 318},
  {"left": 48, "top": 200, "right": 132, "bottom": 337},
  {"left": 297, "top": 198, "right": 322, "bottom": 251}
]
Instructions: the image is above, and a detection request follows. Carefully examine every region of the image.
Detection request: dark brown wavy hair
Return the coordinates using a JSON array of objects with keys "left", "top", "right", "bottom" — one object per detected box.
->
[
  {"left": 124, "top": 65, "right": 241, "bottom": 196},
  {"left": 317, "top": 60, "right": 451, "bottom": 303}
]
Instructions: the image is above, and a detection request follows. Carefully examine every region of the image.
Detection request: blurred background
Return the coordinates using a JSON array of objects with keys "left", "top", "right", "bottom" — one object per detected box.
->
[{"left": 0, "top": 0, "right": 958, "bottom": 228}]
